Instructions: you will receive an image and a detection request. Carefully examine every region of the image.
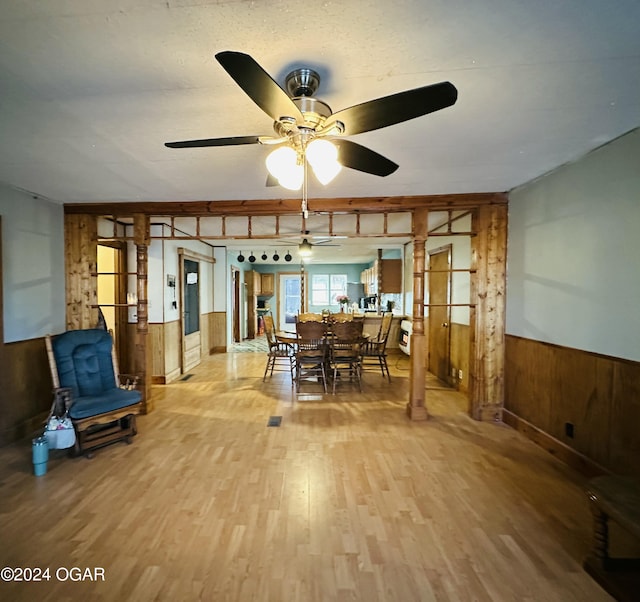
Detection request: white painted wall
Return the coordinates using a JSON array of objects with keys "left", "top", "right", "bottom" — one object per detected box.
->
[
  {"left": 124, "top": 224, "right": 222, "bottom": 324},
  {"left": 0, "top": 186, "right": 65, "bottom": 342},
  {"left": 507, "top": 128, "right": 640, "bottom": 361}
]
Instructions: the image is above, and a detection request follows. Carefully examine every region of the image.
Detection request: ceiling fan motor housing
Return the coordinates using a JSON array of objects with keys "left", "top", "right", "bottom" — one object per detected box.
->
[{"left": 285, "top": 68, "right": 321, "bottom": 97}]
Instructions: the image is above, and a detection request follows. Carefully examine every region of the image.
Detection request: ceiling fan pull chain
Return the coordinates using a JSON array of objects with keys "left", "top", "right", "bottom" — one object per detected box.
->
[{"left": 301, "top": 154, "right": 309, "bottom": 219}]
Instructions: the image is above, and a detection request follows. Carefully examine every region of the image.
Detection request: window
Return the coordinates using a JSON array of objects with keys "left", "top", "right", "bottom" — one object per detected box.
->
[{"left": 311, "top": 274, "right": 347, "bottom": 306}]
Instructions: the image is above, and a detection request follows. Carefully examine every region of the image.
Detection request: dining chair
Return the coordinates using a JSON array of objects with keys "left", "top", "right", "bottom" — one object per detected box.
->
[
  {"left": 295, "top": 320, "right": 328, "bottom": 393},
  {"left": 328, "top": 319, "right": 364, "bottom": 394},
  {"left": 262, "top": 314, "right": 295, "bottom": 382},
  {"left": 330, "top": 312, "right": 353, "bottom": 323},
  {"left": 297, "top": 312, "right": 323, "bottom": 322},
  {"left": 361, "top": 312, "right": 393, "bottom": 382}
]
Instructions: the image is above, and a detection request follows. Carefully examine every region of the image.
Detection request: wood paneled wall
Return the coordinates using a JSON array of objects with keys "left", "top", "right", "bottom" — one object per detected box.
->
[
  {"left": 0, "top": 338, "right": 52, "bottom": 446},
  {"left": 504, "top": 334, "right": 640, "bottom": 478},
  {"left": 64, "top": 214, "right": 98, "bottom": 330},
  {"left": 208, "top": 311, "right": 227, "bottom": 354},
  {"left": 149, "top": 313, "right": 226, "bottom": 384}
]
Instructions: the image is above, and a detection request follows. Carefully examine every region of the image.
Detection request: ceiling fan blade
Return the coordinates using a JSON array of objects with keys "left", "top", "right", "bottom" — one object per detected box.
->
[
  {"left": 324, "top": 81, "right": 457, "bottom": 136},
  {"left": 215, "top": 51, "right": 305, "bottom": 123},
  {"left": 165, "top": 135, "right": 261, "bottom": 149},
  {"left": 333, "top": 139, "right": 399, "bottom": 177}
]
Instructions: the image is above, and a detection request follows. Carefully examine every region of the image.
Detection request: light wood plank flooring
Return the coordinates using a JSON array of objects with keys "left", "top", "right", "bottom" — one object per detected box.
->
[{"left": 0, "top": 351, "right": 612, "bottom": 601}]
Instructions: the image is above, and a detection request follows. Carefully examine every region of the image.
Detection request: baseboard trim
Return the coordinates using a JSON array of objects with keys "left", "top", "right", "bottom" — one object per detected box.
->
[
  {"left": 502, "top": 409, "right": 609, "bottom": 478},
  {"left": 151, "top": 375, "right": 166, "bottom": 385}
]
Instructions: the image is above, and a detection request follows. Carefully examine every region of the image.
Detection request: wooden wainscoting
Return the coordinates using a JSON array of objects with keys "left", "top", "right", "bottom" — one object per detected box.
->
[
  {"left": 209, "top": 311, "right": 227, "bottom": 353},
  {"left": 505, "top": 334, "right": 640, "bottom": 478},
  {"left": 0, "top": 337, "right": 53, "bottom": 445},
  {"left": 149, "top": 320, "right": 181, "bottom": 384},
  {"left": 150, "top": 315, "right": 226, "bottom": 384}
]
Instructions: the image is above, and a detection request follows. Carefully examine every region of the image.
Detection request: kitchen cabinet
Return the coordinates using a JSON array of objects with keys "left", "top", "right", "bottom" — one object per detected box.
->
[
  {"left": 260, "top": 273, "right": 274, "bottom": 296},
  {"left": 361, "top": 259, "right": 402, "bottom": 295},
  {"left": 378, "top": 259, "right": 402, "bottom": 293}
]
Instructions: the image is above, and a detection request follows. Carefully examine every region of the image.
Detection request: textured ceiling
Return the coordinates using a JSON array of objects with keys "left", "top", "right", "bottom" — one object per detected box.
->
[{"left": 1, "top": 0, "right": 638, "bottom": 208}]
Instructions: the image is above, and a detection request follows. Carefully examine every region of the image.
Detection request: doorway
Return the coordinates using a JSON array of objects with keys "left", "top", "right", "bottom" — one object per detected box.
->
[
  {"left": 428, "top": 245, "right": 452, "bottom": 384},
  {"left": 180, "top": 256, "right": 201, "bottom": 373},
  {"left": 278, "top": 273, "right": 302, "bottom": 333},
  {"left": 96, "top": 243, "right": 128, "bottom": 371}
]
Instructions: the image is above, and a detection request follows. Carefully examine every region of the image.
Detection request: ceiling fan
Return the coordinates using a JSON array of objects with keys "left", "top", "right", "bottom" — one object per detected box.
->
[{"left": 165, "top": 51, "right": 458, "bottom": 189}]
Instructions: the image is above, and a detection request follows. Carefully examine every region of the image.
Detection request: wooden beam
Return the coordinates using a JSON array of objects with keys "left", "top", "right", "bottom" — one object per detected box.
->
[
  {"left": 64, "top": 214, "right": 98, "bottom": 330},
  {"left": 64, "top": 193, "right": 508, "bottom": 217},
  {"left": 407, "top": 207, "right": 428, "bottom": 421},
  {"left": 133, "top": 213, "right": 152, "bottom": 413},
  {"left": 468, "top": 204, "right": 507, "bottom": 421}
]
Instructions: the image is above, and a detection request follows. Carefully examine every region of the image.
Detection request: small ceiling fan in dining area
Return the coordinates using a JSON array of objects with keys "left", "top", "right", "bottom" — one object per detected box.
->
[
  {"left": 276, "top": 235, "right": 341, "bottom": 259},
  {"left": 164, "top": 51, "right": 458, "bottom": 190}
]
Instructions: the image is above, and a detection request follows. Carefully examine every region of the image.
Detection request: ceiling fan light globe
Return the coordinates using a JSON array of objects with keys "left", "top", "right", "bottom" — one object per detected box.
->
[
  {"left": 306, "top": 139, "right": 341, "bottom": 184},
  {"left": 266, "top": 146, "right": 302, "bottom": 190},
  {"left": 298, "top": 239, "right": 313, "bottom": 257},
  {"left": 311, "top": 160, "right": 342, "bottom": 185},
  {"left": 278, "top": 165, "right": 303, "bottom": 190}
]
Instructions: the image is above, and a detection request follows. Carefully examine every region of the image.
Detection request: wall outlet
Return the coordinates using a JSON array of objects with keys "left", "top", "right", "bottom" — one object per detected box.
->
[
  {"left": 458, "top": 369, "right": 463, "bottom": 380},
  {"left": 451, "top": 367, "right": 457, "bottom": 377}
]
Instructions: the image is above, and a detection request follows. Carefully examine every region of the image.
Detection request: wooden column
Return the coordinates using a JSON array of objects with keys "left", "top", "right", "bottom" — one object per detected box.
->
[
  {"left": 406, "top": 208, "right": 428, "bottom": 421},
  {"left": 468, "top": 204, "right": 507, "bottom": 421},
  {"left": 64, "top": 213, "right": 98, "bottom": 330},
  {"left": 133, "top": 213, "right": 153, "bottom": 413}
]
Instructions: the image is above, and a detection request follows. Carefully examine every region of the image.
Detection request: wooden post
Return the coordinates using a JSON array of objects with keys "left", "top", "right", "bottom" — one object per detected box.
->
[
  {"left": 406, "top": 208, "right": 428, "bottom": 421},
  {"left": 64, "top": 214, "right": 98, "bottom": 330},
  {"left": 468, "top": 204, "right": 507, "bottom": 420},
  {"left": 133, "top": 213, "right": 153, "bottom": 413}
]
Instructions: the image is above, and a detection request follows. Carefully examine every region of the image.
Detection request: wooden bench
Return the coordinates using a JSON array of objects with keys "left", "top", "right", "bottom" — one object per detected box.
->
[{"left": 584, "top": 475, "right": 640, "bottom": 602}]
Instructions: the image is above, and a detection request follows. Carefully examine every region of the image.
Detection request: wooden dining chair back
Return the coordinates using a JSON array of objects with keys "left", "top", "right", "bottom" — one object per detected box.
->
[
  {"left": 294, "top": 319, "right": 328, "bottom": 393},
  {"left": 328, "top": 319, "right": 364, "bottom": 394},
  {"left": 262, "top": 314, "right": 295, "bottom": 382},
  {"left": 297, "top": 312, "right": 323, "bottom": 322},
  {"left": 330, "top": 312, "right": 353, "bottom": 323},
  {"left": 361, "top": 312, "right": 393, "bottom": 381}
]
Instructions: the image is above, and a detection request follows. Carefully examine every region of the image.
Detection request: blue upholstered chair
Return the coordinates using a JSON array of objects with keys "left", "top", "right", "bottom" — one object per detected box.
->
[{"left": 46, "top": 329, "right": 142, "bottom": 456}]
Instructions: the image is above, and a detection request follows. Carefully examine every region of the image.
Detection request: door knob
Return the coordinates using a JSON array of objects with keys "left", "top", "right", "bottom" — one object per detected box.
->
[{"left": 441, "top": 322, "right": 449, "bottom": 328}]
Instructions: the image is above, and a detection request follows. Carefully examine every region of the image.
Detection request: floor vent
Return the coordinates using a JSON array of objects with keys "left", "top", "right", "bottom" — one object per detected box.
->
[
  {"left": 180, "top": 374, "right": 193, "bottom": 381},
  {"left": 267, "top": 416, "right": 282, "bottom": 427}
]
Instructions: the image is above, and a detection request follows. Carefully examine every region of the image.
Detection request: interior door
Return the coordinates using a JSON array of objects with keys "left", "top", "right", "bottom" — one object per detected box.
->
[
  {"left": 181, "top": 257, "right": 201, "bottom": 373},
  {"left": 428, "top": 246, "right": 452, "bottom": 383},
  {"left": 278, "top": 273, "right": 301, "bottom": 333}
]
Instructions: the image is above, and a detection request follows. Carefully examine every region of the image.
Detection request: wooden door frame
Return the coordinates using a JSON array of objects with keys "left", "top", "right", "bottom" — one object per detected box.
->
[
  {"left": 231, "top": 266, "right": 240, "bottom": 343},
  {"left": 97, "top": 241, "right": 129, "bottom": 372},
  {"left": 178, "top": 250, "right": 201, "bottom": 374}
]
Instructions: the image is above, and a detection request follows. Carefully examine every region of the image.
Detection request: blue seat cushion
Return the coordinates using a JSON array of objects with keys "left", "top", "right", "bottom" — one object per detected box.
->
[
  {"left": 52, "top": 329, "right": 142, "bottom": 419},
  {"left": 68, "top": 387, "right": 141, "bottom": 420}
]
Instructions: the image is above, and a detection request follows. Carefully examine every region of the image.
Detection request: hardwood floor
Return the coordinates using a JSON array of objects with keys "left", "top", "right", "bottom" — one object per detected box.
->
[{"left": 0, "top": 351, "right": 612, "bottom": 601}]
